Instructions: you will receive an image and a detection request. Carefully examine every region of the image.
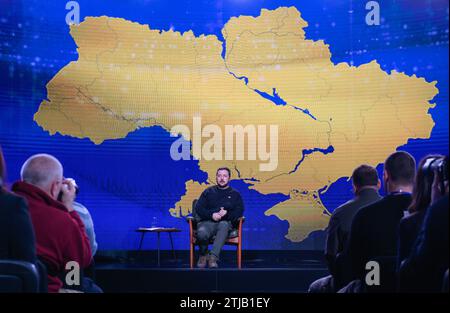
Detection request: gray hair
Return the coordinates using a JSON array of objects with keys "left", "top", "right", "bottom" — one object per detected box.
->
[{"left": 20, "top": 154, "right": 63, "bottom": 189}]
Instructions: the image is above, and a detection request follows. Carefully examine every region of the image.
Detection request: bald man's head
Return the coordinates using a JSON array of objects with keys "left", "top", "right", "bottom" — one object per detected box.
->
[{"left": 20, "top": 154, "right": 63, "bottom": 198}]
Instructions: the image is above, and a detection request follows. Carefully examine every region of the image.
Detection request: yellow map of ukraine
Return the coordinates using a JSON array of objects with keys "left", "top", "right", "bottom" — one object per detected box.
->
[{"left": 34, "top": 7, "right": 438, "bottom": 242}]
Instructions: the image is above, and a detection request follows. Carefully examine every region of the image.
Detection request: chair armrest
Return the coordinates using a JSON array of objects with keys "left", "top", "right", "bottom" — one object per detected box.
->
[
  {"left": 186, "top": 216, "right": 198, "bottom": 228},
  {"left": 236, "top": 216, "right": 245, "bottom": 227}
]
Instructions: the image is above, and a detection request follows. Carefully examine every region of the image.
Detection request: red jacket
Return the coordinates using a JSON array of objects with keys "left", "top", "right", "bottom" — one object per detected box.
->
[{"left": 12, "top": 181, "right": 92, "bottom": 292}]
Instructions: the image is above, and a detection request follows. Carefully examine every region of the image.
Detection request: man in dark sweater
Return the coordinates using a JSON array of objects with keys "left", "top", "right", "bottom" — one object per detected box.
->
[
  {"left": 340, "top": 151, "right": 416, "bottom": 292},
  {"left": 195, "top": 167, "right": 244, "bottom": 268},
  {"left": 308, "top": 165, "right": 382, "bottom": 292}
]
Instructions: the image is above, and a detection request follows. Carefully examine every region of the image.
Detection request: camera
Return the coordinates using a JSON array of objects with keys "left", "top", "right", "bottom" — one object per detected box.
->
[
  {"left": 423, "top": 156, "right": 449, "bottom": 195},
  {"left": 57, "top": 178, "right": 79, "bottom": 202}
]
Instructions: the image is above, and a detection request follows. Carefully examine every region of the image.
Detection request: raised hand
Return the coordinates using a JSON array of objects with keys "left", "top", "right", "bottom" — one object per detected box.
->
[{"left": 60, "top": 179, "right": 76, "bottom": 212}]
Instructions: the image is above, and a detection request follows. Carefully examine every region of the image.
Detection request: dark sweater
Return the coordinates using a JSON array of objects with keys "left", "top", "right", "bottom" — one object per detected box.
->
[
  {"left": 346, "top": 193, "right": 412, "bottom": 279},
  {"left": 195, "top": 185, "right": 244, "bottom": 225},
  {"left": 0, "top": 190, "right": 37, "bottom": 263}
]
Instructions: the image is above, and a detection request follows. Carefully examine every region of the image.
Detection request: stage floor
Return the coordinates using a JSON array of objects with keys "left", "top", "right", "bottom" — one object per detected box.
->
[{"left": 94, "top": 250, "right": 329, "bottom": 292}]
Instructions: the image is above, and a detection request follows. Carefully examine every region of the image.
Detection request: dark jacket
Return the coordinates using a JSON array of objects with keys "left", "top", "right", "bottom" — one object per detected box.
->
[
  {"left": 346, "top": 193, "right": 412, "bottom": 280},
  {"left": 0, "top": 191, "right": 37, "bottom": 263},
  {"left": 12, "top": 181, "right": 92, "bottom": 293},
  {"left": 399, "top": 195, "right": 449, "bottom": 292},
  {"left": 195, "top": 185, "right": 244, "bottom": 226},
  {"left": 397, "top": 210, "right": 426, "bottom": 269},
  {"left": 325, "top": 188, "right": 381, "bottom": 272}
]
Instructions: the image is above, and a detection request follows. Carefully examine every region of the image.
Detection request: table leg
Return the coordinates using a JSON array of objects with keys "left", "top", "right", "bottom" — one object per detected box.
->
[
  {"left": 157, "top": 232, "right": 161, "bottom": 267},
  {"left": 138, "top": 232, "right": 145, "bottom": 251},
  {"left": 169, "top": 232, "right": 176, "bottom": 261}
]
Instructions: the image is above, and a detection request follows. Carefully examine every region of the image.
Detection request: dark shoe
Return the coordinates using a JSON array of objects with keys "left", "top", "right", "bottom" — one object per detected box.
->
[
  {"left": 208, "top": 254, "right": 219, "bottom": 268},
  {"left": 197, "top": 255, "right": 208, "bottom": 268}
]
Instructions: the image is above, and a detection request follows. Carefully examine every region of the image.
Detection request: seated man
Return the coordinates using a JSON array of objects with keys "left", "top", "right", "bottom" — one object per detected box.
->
[
  {"left": 308, "top": 164, "right": 381, "bottom": 292},
  {"left": 12, "top": 154, "right": 93, "bottom": 292},
  {"left": 340, "top": 151, "right": 416, "bottom": 292},
  {"left": 195, "top": 167, "right": 244, "bottom": 268},
  {"left": 73, "top": 201, "right": 98, "bottom": 257},
  {"left": 69, "top": 179, "right": 99, "bottom": 286},
  {"left": 67, "top": 178, "right": 98, "bottom": 257}
]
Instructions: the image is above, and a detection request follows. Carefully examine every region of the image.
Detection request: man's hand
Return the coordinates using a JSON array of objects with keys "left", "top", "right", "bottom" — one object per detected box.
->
[
  {"left": 212, "top": 212, "right": 222, "bottom": 222},
  {"left": 218, "top": 207, "right": 227, "bottom": 217},
  {"left": 60, "top": 179, "right": 76, "bottom": 212}
]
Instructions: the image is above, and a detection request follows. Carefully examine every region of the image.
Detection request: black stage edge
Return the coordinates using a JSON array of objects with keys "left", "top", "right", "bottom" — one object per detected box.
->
[{"left": 93, "top": 250, "right": 329, "bottom": 293}]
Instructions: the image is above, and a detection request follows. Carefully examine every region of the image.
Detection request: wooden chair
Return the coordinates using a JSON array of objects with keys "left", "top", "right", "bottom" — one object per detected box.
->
[{"left": 186, "top": 200, "right": 245, "bottom": 269}]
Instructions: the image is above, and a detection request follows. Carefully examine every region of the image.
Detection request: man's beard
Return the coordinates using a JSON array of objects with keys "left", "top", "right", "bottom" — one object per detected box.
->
[{"left": 218, "top": 181, "right": 229, "bottom": 188}]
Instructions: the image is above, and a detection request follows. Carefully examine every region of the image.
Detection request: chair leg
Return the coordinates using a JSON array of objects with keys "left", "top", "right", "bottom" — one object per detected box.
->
[
  {"left": 190, "top": 243, "right": 194, "bottom": 269},
  {"left": 237, "top": 242, "right": 242, "bottom": 269}
]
